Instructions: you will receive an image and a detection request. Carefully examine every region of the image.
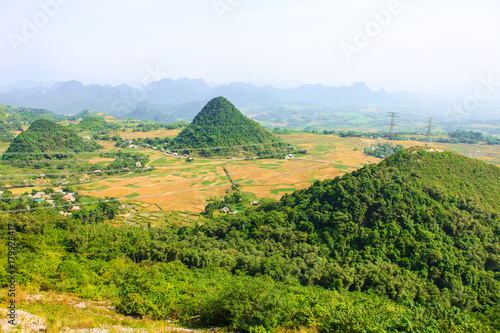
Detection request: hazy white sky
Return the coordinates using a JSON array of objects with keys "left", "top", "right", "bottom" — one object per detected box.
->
[{"left": 0, "top": 0, "right": 499, "bottom": 93}]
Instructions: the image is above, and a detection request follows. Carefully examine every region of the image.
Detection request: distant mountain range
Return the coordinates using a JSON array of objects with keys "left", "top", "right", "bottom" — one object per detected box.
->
[{"left": 0, "top": 79, "right": 435, "bottom": 121}]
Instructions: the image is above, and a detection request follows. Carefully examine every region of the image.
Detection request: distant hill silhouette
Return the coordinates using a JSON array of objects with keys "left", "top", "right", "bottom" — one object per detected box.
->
[{"left": 0, "top": 79, "right": 432, "bottom": 122}]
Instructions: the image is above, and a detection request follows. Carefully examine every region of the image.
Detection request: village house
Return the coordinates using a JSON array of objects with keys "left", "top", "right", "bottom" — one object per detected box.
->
[
  {"left": 135, "top": 162, "right": 142, "bottom": 167},
  {"left": 221, "top": 207, "right": 230, "bottom": 214},
  {"left": 31, "top": 191, "right": 46, "bottom": 199},
  {"left": 62, "top": 194, "right": 76, "bottom": 202}
]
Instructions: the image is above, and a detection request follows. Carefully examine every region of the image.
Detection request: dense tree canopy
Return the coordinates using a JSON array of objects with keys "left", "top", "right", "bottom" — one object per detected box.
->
[
  {"left": 2, "top": 119, "right": 101, "bottom": 161},
  {"left": 2, "top": 147, "right": 500, "bottom": 331},
  {"left": 170, "top": 97, "right": 287, "bottom": 156}
]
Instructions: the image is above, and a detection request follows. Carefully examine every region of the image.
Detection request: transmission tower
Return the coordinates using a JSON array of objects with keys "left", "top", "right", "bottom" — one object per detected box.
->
[
  {"left": 425, "top": 117, "right": 434, "bottom": 147},
  {"left": 387, "top": 112, "right": 399, "bottom": 143}
]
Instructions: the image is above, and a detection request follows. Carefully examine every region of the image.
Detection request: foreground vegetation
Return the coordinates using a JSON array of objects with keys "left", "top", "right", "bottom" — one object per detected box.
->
[{"left": 2, "top": 148, "right": 500, "bottom": 332}]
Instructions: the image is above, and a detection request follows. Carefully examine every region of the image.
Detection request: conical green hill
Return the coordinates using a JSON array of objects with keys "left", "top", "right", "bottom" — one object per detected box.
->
[
  {"left": 170, "top": 97, "right": 284, "bottom": 156},
  {"left": 2, "top": 119, "right": 101, "bottom": 161}
]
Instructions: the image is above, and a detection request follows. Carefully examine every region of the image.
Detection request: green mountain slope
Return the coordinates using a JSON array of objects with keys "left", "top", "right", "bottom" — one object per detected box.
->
[
  {"left": 111, "top": 147, "right": 500, "bottom": 326},
  {"left": 170, "top": 97, "right": 285, "bottom": 156},
  {"left": 276, "top": 147, "right": 500, "bottom": 313},
  {"left": 75, "top": 116, "right": 121, "bottom": 134},
  {"left": 2, "top": 119, "right": 101, "bottom": 161}
]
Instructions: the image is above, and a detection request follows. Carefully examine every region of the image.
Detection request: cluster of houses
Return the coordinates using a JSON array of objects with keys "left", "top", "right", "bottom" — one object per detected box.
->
[
  {"left": 284, "top": 154, "right": 294, "bottom": 160},
  {"left": 24, "top": 189, "right": 81, "bottom": 214},
  {"left": 165, "top": 151, "right": 190, "bottom": 158},
  {"left": 123, "top": 140, "right": 194, "bottom": 159}
]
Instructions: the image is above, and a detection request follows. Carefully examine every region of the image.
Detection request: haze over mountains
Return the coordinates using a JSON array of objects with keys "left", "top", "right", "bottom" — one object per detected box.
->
[
  {"left": 0, "top": 79, "right": 439, "bottom": 119},
  {"left": 1, "top": 78, "right": 499, "bottom": 127}
]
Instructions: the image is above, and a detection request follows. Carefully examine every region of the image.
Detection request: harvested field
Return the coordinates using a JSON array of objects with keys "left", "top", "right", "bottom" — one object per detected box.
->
[{"left": 71, "top": 133, "right": 500, "bottom": 213}]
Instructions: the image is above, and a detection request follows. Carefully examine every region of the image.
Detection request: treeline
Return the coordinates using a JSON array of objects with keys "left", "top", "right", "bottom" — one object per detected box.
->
[
  {"left": 364, "top": 143, "right": 405, "bottom": 158},
  {"left": 100, "top": 151, "right": 150, "bottom": 173},
  {"left": 129, "top": 120, "right": 188, "bottom": 132},
  {"left": 435, "top": 130, "right": 500, "bottom": 145},
  {"left": 324, "top": 129, "right": 500, "bottom": 146}
]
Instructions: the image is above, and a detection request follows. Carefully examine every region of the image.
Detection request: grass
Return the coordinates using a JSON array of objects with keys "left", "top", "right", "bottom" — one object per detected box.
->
[
  {"left": 125, "top": 193, "right": 141, "bottom": 199},
  {"left": 9, "top": 289, "right": 206, "bottom": 333},
  {"left": 271, "top": 188, "right": 296, "bottom": 195}
]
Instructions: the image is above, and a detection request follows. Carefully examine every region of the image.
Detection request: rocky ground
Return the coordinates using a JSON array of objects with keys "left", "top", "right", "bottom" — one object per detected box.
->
[{"left": 0, "top": 293, "right": 206, "bottom": 333}]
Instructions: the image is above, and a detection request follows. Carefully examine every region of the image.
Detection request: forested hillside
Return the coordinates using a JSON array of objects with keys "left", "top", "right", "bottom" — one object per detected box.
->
[
  {"left": 2, "top": 119, "right": 102, "bottom": 161},
  {"left": 170, "top": 97, "right": 286, "bottom": 156},
  {"left": 0, "top": 104, "right": 67, "bottom": 142},
  {"left": 3, "top": 147, "right": 500, "bottom": 331},
  {"left": 75, "top": 116, "right": 121, "bottom": 134},
  {"left": 0, "top": 104, "right": 66, "bottom": 123}
]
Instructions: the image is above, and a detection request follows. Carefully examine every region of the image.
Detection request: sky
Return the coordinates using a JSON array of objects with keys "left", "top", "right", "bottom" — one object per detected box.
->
[{"left": 0, "top": 0, "right": 499, "bottom": 94}]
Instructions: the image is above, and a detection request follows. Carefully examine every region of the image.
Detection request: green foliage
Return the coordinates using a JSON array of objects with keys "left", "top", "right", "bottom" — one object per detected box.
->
[
  {"left": 2, "top": 147, "right": 500, "bottom": 331},
  {"left": 364, "top": 143, "right": 404, "bottom": 158},
  {"left": 2, "top": 119, "right": 102, "bottom": 162},
  {"left": 0, "top": 104, "right": 65, "bottom": 123},
  {"left": 170, "top": 97, "right": 287, "bottom": 156},
  {"left": 76, "top": 116, "right": 121, "bottom": 134}
]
